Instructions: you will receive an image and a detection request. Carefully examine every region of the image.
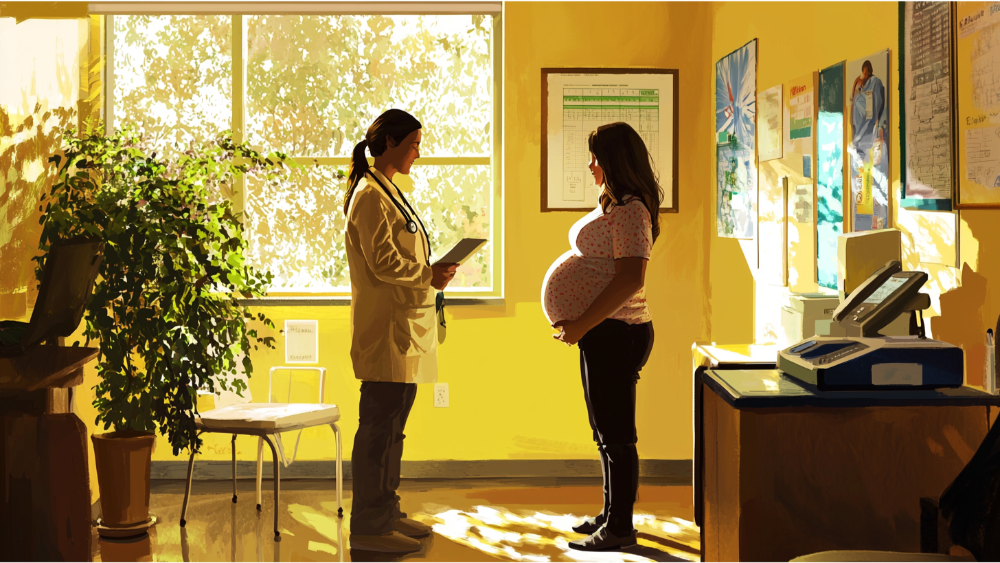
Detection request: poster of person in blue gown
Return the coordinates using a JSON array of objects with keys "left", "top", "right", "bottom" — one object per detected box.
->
[{"left": 847, "top": 50, "right": 890, "bottom": 232}]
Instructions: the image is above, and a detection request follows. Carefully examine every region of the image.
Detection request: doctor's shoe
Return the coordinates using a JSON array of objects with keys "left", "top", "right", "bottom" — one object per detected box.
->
[
  {"left": 568, "top": 526, "right": 637, "bottom": 552},
  {"left": 349, "top": 531, "right": 421, "bottom": 553},
  {"left": 393, "top": 517, "right": 432, "bottom": 538},
  {"left": 572, "top": 514, "right": 607, "bottom": 534}
]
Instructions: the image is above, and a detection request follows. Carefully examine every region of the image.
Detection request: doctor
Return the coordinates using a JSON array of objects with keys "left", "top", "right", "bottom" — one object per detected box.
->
[{"left": 343, "top": 109, "right": 458, "bottom": 554}]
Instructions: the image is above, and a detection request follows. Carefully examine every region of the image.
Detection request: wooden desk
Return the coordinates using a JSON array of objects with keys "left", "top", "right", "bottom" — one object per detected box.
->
[
  {"left": 695, "top": 367, "right": 1000, "bottom": 562},
  {"left": 0, "top": 345, "right": 98, "bottom": 562}
]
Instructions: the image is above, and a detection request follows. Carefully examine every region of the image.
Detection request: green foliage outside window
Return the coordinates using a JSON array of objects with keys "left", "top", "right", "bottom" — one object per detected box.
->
[
  {"left": 246, "top": 15, "right": 491, "bottom": 157},
  {"left": 36, "top": 123, "right": 295, "bottom": 454},
  {"left": 113, "top": 14, "right": 494, "bottom": 293}
]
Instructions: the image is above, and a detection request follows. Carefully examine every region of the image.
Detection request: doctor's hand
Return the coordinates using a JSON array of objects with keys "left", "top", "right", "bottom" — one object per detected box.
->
[
  {"left": 431, "top": 263, "right": 459, "bottom": 290},
  {"left": 552, "top": 320, "right": 586, "bottom": 346}
]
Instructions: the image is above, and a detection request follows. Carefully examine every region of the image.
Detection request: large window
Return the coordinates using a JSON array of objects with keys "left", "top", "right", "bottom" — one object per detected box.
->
[{"left": 109, "top": 9, "right": 499, "bottom": 296}]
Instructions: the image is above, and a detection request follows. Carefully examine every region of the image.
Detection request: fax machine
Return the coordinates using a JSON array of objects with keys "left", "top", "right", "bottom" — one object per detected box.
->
[{"left": 778, "top": 261, "right": 964, "bottom": 390}]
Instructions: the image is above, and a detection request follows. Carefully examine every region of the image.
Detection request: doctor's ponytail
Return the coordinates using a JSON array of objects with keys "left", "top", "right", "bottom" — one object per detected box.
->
[
  {"left": 343, "top": 109, "right": 423, "bottom": 216},
  {"left": 345, "top": 139, "right": 370, "bottom": 215}
]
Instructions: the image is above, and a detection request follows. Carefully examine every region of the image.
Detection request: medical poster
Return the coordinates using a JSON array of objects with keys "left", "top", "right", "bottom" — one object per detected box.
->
[
  {"left": 846, "top": 50, "right": 891, "bottom": 231},
  {"left": 716, "top": 39, "right": 758, "bottom": 239},
  {"left": 542, "top": 69, "right": 677, "bottom": 211},
  {"left": 785, "top": 73, "right": 818, "bottom": 292},
  {"left": 756, "top": 73, "right": 818, "bottom": 291},
  {"left": 759, "top": 84, "right": 783, "bottom": 162},
  {"left": 817, "top": 62, "right": 845, "bottom": 291},
  {"left": 956, "top": 1, "right": 1000, "bottom": 206}
]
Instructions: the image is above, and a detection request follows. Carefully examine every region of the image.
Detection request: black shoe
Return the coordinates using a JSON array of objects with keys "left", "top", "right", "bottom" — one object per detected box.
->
[
  {"left": 571, "top": 515, "right": 605, "bottom": 534},
  {"left": 350, "top": 531, "right": 421, "bottom": 553},
  {"left": 568, "top": 526, "right": 637, "bottom": 552},
  {"left": 393, "top": 517, "right": 432, "bottom": 538}
]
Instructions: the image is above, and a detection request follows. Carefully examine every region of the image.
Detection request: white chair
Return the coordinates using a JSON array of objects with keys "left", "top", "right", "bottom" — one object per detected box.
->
[{"left": 179, "top": 366, "right": 343, "bottom": 540}]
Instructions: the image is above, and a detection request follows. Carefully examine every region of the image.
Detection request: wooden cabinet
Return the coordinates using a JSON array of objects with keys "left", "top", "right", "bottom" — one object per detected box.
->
[
  {"left": 0, "top": 345, "right": 98, "bottom": 562},
  {"left": 695, "top": 367, "right": 1000, "bottom": 562}
]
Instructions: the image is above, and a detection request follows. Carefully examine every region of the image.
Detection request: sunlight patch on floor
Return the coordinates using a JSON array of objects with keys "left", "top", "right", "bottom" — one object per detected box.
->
[
  {"left": 415, "top": 505, "right": 700, "bottom": 562},
  {"left": 288, "top": 503, "right": 343, "bottom": 550}
]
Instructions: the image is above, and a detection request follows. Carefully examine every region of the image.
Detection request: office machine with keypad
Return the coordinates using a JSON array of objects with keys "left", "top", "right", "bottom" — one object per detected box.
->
[{"left": 778, "top": 260, "right": 964, "bottom": 390}]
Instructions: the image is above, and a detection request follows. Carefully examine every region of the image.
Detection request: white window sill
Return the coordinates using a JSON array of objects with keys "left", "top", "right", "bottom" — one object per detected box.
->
[{"left": 238, "top": 297, "right": 505, "bottom": 307}]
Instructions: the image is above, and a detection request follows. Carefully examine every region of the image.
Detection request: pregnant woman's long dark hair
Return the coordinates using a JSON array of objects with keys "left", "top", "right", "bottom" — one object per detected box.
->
[
  {"left": 588, "top": 122, "right": 664, "bottom": 241},
  {"left": 344, "top": 109, "right": 423, "bottom": 215}
]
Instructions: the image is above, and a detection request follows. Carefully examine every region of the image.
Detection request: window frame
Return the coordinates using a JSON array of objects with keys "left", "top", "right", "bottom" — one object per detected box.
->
[{"left": 102, "top": 4, "right": 504, "bottom": 305}]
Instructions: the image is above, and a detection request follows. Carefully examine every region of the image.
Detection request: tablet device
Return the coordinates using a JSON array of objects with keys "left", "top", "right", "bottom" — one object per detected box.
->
[{"left": 433, "top": 238, "right": 488, "bottom": 266}]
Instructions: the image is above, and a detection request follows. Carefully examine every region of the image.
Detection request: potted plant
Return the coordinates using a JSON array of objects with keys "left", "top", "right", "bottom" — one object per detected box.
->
[{"left": 35, "top": 123, "right": 294, "bottom": 536}]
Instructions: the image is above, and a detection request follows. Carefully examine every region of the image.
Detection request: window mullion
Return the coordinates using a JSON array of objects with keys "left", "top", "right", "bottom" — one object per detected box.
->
[
  {"left": 104, "top": 15, "right": 115, "bottom": 134},
  {"left": 233, "top": 14, "right": 246, "bottom": 216}
]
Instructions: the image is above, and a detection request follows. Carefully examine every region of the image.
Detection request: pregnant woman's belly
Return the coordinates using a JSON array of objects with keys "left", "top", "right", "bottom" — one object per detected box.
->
[{"left": 541, "top": 251, "right": 610, "bottom": 325}]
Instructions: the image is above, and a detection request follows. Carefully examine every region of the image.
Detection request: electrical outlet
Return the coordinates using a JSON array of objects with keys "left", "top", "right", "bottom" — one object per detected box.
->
[{"left": 433, "top": 382, "right": 449, "bottom": 408}]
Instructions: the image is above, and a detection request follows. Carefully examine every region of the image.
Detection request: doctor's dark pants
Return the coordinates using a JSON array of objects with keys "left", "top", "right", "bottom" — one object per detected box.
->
[
  {"left": 350, "top": 381, "right": 417, "bottom": 535},
  {"left": 578, "top": 318, "right": 654, "bottom": 536}
]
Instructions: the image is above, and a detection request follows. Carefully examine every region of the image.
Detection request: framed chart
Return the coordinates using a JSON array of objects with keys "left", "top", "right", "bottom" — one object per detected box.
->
[
  {"left": 541, "top": 68, "right": 679, "bottom": 212},
  {"left": 956, "top": 1, "right": 1000, "bottom": 207}
]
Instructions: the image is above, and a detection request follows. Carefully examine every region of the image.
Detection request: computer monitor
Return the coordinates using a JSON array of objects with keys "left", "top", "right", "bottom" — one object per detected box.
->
[{"left": 19, "top": 238, "right": 104, "bottom": 349}]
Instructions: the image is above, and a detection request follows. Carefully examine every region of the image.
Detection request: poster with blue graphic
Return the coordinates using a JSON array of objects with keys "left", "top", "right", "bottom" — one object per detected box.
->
[
  {"left": 817, "top": 62, "right": 845, "bottom": 290},
  {"left": 716, "top": 39, "right": 757, "bottom": 238}
]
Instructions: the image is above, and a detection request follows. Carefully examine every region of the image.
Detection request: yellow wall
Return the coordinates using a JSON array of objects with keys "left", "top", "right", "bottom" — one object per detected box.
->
[
  {"left": 33, "top": 3, "right": 1000, "bottom": 513},
  {"left": 711, "top": 1, "right": 1000, "bottom": 385},
  {"left": 70, "top": 2, "right": 720, "bottom": 469}
]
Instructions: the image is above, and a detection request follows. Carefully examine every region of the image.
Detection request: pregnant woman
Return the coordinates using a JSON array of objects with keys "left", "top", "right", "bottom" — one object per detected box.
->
[{"left": 541, "top": 122, "right": 662, "bottom": 552}]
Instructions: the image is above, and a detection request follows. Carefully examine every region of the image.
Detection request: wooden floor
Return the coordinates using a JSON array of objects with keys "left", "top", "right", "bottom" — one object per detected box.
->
[{"left": 90, "top": 478, "right": 700, "bottom": 562}]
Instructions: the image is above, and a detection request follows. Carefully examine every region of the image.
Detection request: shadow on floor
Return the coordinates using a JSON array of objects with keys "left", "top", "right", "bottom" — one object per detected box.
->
[{"left": 92, "top": 478, "right": 698, "bottom": 562}]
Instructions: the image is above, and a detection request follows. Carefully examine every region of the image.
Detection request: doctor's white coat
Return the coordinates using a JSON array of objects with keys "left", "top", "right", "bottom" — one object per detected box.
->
[{"left": 345, "top": 168, "right": 438, "bottom": 384}]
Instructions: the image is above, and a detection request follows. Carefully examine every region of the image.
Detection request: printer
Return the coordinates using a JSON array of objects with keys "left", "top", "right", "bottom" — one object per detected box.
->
[{"left": 778, "top": 260, "right": 964, "bottom": 390}]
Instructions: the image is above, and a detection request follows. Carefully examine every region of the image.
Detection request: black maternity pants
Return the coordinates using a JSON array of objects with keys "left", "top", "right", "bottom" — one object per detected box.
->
[{"left": 578, "top": 318, "right": 654, "bottom": 536}]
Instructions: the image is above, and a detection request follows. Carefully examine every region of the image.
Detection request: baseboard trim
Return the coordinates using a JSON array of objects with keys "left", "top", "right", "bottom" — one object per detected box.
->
[{"left": 150, "top": 459, "right": 692, "bottom": 483}]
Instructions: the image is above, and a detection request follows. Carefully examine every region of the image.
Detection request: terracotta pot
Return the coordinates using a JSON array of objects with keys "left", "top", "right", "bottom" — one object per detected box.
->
[{"left": 91, "top": 431, "right": 155, "bottom": 527}]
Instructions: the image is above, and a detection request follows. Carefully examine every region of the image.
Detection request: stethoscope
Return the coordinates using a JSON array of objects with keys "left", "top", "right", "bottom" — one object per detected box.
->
[{"left": 367, "top": 171, "right": 431, "bottom": 258}]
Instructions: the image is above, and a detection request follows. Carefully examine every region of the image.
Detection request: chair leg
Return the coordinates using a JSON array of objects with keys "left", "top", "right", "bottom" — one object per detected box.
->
[
  {"left": 180, "top": 448, "right": 196, "bottom": 527},
  {"left": 261, "top": 434, "right": 281, "bottom": 540},
  {"left": 275, "top": 432, "right": 288, "bottom": 467},
  {"left": 330, "top": 423, "right": 343, "bottom": 518},
  {"left": 232, "top": 434, "right": 238, "bottom": 503},
  {"left": 256, "top": 436, "right": 264, "bottom": 511}
]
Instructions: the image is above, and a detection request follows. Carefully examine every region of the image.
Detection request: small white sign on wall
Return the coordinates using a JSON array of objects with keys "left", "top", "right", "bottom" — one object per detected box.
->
[{"left": 285, "top": 320, "right": 318, "bottom": 364}]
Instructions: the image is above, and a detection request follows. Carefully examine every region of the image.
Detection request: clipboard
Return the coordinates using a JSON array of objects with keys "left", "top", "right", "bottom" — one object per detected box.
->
[{"left": 433, "top": 238, "right": 488, "bottom": 266}]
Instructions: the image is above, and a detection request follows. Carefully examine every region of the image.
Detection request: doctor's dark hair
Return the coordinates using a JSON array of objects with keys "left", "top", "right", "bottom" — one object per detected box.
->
[
  {"left": 344, "top": 109, "right": 423, "bottom": 215},
  {"left": 588, "top": 122, "right": 663, "bottom": 242}
]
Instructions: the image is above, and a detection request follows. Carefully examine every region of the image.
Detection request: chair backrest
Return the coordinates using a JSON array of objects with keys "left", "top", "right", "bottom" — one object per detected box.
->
[
  {"left": 206, "top": 352, "right": 253, "bottom": 410},
  {"left": 268, "top": 366, "right": 327, "bottom": 404}
]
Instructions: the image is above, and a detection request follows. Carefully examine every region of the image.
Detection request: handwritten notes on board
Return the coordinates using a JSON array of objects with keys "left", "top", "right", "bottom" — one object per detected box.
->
[
  {"left": 903, "top": 1, "right": 956, "bottom": 205},
  {"left": 957, "top": 2, "right": 1000, "bottom": 205}
]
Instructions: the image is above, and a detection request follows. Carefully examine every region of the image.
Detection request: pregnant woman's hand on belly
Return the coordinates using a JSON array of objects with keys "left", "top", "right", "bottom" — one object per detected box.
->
[{"left": 552, "top": 320, "right": 585, "bottom": 346}]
